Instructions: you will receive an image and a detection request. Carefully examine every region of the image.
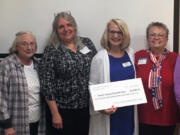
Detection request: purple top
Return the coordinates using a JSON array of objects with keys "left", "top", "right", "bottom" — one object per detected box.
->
[{"left": 174, "top": 55, "right": 180, "bottom": 135}]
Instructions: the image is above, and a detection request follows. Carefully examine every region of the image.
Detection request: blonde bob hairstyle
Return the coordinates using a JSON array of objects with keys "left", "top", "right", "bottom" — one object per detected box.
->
[
  {"left": 101, "top": 18, "right": 130, "bottom": 50},
  {"left": 9, "top": 31, "right": 37, "bottom": 54}
]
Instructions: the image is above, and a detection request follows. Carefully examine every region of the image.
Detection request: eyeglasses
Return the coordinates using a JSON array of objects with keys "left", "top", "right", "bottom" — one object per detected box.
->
[
  {"left": 108, "top": 30, "right": 122, "bottom": 35},
  {"left": 149, "top": 33, "right": 166, "bottom": 38},
  {"left": 18, "top": 42, "right": 36, "bottom": 47}
]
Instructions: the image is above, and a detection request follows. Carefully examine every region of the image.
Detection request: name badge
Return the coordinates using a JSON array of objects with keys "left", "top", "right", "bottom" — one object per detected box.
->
[
  {"left": 138, "top": 58, "right": 147, "bottom": 65},
  {"left": 80, "top": 46, "right": 91, "bottom": 54},
  {"left": 122, "top": 61, "right": 131, "bottom": 67}
]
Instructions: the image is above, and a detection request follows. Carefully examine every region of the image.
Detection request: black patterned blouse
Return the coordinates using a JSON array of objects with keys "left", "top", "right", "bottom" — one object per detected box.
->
[{"left": 40, "top": 37, "right": 97, "bottom": 109}]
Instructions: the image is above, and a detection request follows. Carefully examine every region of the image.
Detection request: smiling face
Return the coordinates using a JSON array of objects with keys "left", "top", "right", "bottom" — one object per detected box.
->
[
  {"left": 16, "top": 34, "right": 36, "bottom": 61},
  {"left": 147, "top": 26, "right": 168, "bottom": 50},
  {"left": 57, "top": 18, "right": 76, "bottom": 44},
  {"left": 108, "top": 22, "right": 123, "bottom": 48}
]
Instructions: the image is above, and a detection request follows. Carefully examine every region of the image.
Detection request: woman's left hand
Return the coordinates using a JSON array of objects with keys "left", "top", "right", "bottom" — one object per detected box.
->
[{"left": 100, "top": 106, "right": 117, "bottom": 115}]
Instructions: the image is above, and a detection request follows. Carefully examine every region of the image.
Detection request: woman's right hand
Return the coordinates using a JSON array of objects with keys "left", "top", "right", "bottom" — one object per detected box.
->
[
  {"left": 4, "top": 127, "right": 16, "bottom": 135},
  {"left": 52, "top": 112, "right": 63, "bottom": 129}
]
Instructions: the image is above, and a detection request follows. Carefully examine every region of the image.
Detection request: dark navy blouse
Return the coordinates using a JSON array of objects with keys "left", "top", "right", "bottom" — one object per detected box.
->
[{"left": 109, "top": 52, "right": 135, "bottom": 135}]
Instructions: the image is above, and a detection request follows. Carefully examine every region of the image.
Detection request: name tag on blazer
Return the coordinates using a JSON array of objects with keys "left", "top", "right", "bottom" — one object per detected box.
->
[
  {"left": 80, "top": 46, "right": 91, "bottom": 54},
  {"left": 138, "top": 58, "right": 147, "bottom": 65},
  {"left": 122, "top": 61, "right": 131, "bottom": 67}
]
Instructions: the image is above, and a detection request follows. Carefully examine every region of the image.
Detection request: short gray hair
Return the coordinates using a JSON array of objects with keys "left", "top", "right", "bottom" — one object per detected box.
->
[
  {"left": 9, "top": 31, "right": 37, "bottom": 54},
  {"left": 146, "top": 22, "right": 169, "bottom": 39}
]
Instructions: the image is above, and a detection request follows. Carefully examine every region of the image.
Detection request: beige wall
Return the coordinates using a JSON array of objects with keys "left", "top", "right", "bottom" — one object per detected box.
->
[{"left": 0, "top": 0, "right": 175, "bottom": 53}]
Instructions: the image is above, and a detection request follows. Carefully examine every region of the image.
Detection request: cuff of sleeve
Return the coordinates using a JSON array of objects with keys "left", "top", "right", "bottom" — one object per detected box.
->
[
  {"left": 45, "top": 95, "right": 55, "bottom": 100},
  {"left": 0, "top": 118, "right": 12, "bottom": 129}
]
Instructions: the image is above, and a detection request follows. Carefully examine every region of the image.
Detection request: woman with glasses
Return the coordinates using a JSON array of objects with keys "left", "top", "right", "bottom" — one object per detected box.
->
[
  {"left": 0, "top": 31, "right": 45, "bottom": 135},
  {"left": 40, "top": 11, "right": 97, "bottom": 135},
  {"left": 135, "top": 22, "right": 179, "bottom": 135},
  {"left": 89, "top": 18, "right": 138, "bottom": 135}
]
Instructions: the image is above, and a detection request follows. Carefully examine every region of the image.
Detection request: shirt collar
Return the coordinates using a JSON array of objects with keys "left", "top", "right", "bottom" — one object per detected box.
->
[{"left": 10, "top": 54, "right": 38, "bottom": 69}]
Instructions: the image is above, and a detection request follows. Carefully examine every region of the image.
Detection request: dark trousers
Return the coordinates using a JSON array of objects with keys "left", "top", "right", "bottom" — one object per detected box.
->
[
  {"left": 29, "top": 121, "right": 39, "bottom": 135},
  {"left": 46, "top": 107, "right": 90, "bottom": 135},
  {"left": 139, "top": 123, "right": 175, "bottom": 135}
]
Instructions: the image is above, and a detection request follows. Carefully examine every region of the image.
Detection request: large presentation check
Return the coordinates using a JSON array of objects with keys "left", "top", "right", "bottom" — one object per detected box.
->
[{"left": 89, "top": 78, "right": 147, "bottom": 111}]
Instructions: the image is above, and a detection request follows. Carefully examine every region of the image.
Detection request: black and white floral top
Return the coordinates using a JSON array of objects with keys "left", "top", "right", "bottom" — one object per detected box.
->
[{"left": 40, "top": 37, "right": 97, "bottom": 109}]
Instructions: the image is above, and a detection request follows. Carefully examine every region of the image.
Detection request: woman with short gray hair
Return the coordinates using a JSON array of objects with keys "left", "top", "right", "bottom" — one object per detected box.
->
[{"left": 0, "top": 31, "right": 45, "bottom": 135}]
